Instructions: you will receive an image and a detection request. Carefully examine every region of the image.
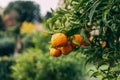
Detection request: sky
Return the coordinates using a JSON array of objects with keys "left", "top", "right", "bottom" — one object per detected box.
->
[{"left": 0, "top": 0, "right": 59, "bottom": 16}]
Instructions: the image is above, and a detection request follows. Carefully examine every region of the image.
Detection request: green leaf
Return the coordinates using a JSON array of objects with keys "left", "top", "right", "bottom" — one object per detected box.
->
[
  {"left": 66, "top": 27, "right": 79, "bottom": 36},
  {"left": 73, "top": 39, "right": 80, "bottom": 46},
  {"left": 102, "top": 9, "right": 110, "bottom": 26},
  {"left": 91, "top": 71, "right": 101, "bottom": 77},
  {"left": 57, "top": 8, "right": 68, "bottom": 14},
  {"left": 75, "top": 0, "right": 90, "bottom": 10},
  {"left": 80, "top": 29, "right": 90, "bottom": 44},
  {"left": 50, "top": 14, "right": 60, "bottom": 23},
  {"left": 61, "top": 16, "right": 67, "bottom": 23},
  {"left": 89, "top": 1, "right": 101, "bottom": 22}
]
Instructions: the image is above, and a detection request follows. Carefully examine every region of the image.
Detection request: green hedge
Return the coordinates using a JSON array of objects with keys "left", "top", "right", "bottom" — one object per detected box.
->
[
  {"left": 0, "top": 15, "right": 4, "bottom": 30},
  {"left": 22, "top": 32, "right": 50, "bottom": 53},
  {"left": 0, "top": 37, "right": 15, "bottom": 56},
  {"left": 11, "top": 48, "right": 86, "bottom": 80},
  {"left": 0, "top": 56, "right": 14, "bottom": 80}
]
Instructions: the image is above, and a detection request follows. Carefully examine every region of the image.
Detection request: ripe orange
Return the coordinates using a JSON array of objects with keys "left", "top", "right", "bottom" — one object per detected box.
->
[
  {"left": 51, "top": 33, "right": 68, "bottom": 47},
  {"left": 102, "top": 41, "right": 107, "bottom": 48},
  {"left": 72, "top": 33, "right": 90, "bottom": 46},
  {"left": 73, "top": 34, "right": 84, "bottom": 45},
  {"left": 50, "top": 48, "right": 61, "bottom": 57},
  {"left": 60, "top": 44, "right": 72, "bottom": 55}
]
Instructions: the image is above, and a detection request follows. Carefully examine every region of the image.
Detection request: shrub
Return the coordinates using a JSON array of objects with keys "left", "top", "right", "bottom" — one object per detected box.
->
[
  {"left": 11, "top": 48, "right": 86, "bottom": 80},
  {"left": 0, "top": 56, "right": 14, "bottom": 80},
  {"left": 22, "top": 32, "right": 50, "bottom": 53},
  {"left": 0, "top": 15, "right": 4, "bottom": 30},
  {"left": 0, "top": 37, "right": 15, "bottom": 56}
]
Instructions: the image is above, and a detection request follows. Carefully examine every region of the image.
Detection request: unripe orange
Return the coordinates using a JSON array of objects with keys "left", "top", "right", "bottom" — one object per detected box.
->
[
  {"left": 50, "top": 48, "right": 61, "bottom": 57},
  {"left": 60, "top": 44, "right": 72, "bottom": 55},
  {"left": 51, "top": 33, "right": 68, "bottom": 47}
]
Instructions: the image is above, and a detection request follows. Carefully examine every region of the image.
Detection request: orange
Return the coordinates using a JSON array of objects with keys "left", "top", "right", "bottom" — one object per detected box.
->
[
  {"left": 102, "top": 41, "right": 107, "bottom": 48},
  {"left": 60, "top": 44, "right": 72, "bottom": 55},
  {"left": 72, "top": 33, "right": 90, "bottom": 46},
  {"left": 50, "top": 48, "right": 61, "bottom": 57},
  {"left": 51, "top": 33, "right": 68, "bottom": 47},
  {"left": 73, "top": 34, "right": 84, "bottom": 45}
]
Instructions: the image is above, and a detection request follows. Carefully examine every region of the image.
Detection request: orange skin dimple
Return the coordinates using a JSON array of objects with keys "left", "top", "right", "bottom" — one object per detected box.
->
[
  {"left": 60, "top": 44, "right": 73, "bottom": 55},
  {"left": 51, "top": 33, "right": 68, "bottom": 47},
  {"left": 50, "top": 48, "right": 61, "bottom": 57}
]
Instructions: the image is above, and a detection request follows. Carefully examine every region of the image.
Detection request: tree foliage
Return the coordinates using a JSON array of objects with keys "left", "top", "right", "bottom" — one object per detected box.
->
[
  {"left": 4, "top": 1, "right": 42, "bottom": 22},
  {"left": 47, "top": 0, "right": 120, "bottom": 79},
  {"left": 0, "top": 15, "right": 4, "bottom": 30}
]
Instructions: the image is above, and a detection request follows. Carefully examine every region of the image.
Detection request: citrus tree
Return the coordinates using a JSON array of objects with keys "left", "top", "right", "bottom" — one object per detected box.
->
[{"left": 47, "top": 0, "right": 120, "bottom": 80}]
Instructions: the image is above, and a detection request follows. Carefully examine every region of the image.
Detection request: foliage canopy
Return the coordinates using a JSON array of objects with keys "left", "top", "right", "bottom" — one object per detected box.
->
[{"left": 47, "top": 0, "right": 120, "bottom": 79}]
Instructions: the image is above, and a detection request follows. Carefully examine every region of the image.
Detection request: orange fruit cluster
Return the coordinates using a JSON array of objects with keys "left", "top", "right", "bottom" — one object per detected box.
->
[
  {"left": 50, "top": 33, "right": 72, "bottom": 57},
  {"left": 50, "top": 33, "right": 90, "bottom": 57}
]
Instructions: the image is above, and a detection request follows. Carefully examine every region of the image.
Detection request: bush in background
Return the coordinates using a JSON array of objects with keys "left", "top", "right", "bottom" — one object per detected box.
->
[
  {"left": 22, "top": 32, "right": 50, "bottom": 53},
  {"left": 11, "top": 48, "right": 86, "bottom": 80},
  {"left": 0, "top": 56, "right": 14, "bottom": 80},
  {"left": 0, "top": 37, "right": 15, "bottom": 56}
]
